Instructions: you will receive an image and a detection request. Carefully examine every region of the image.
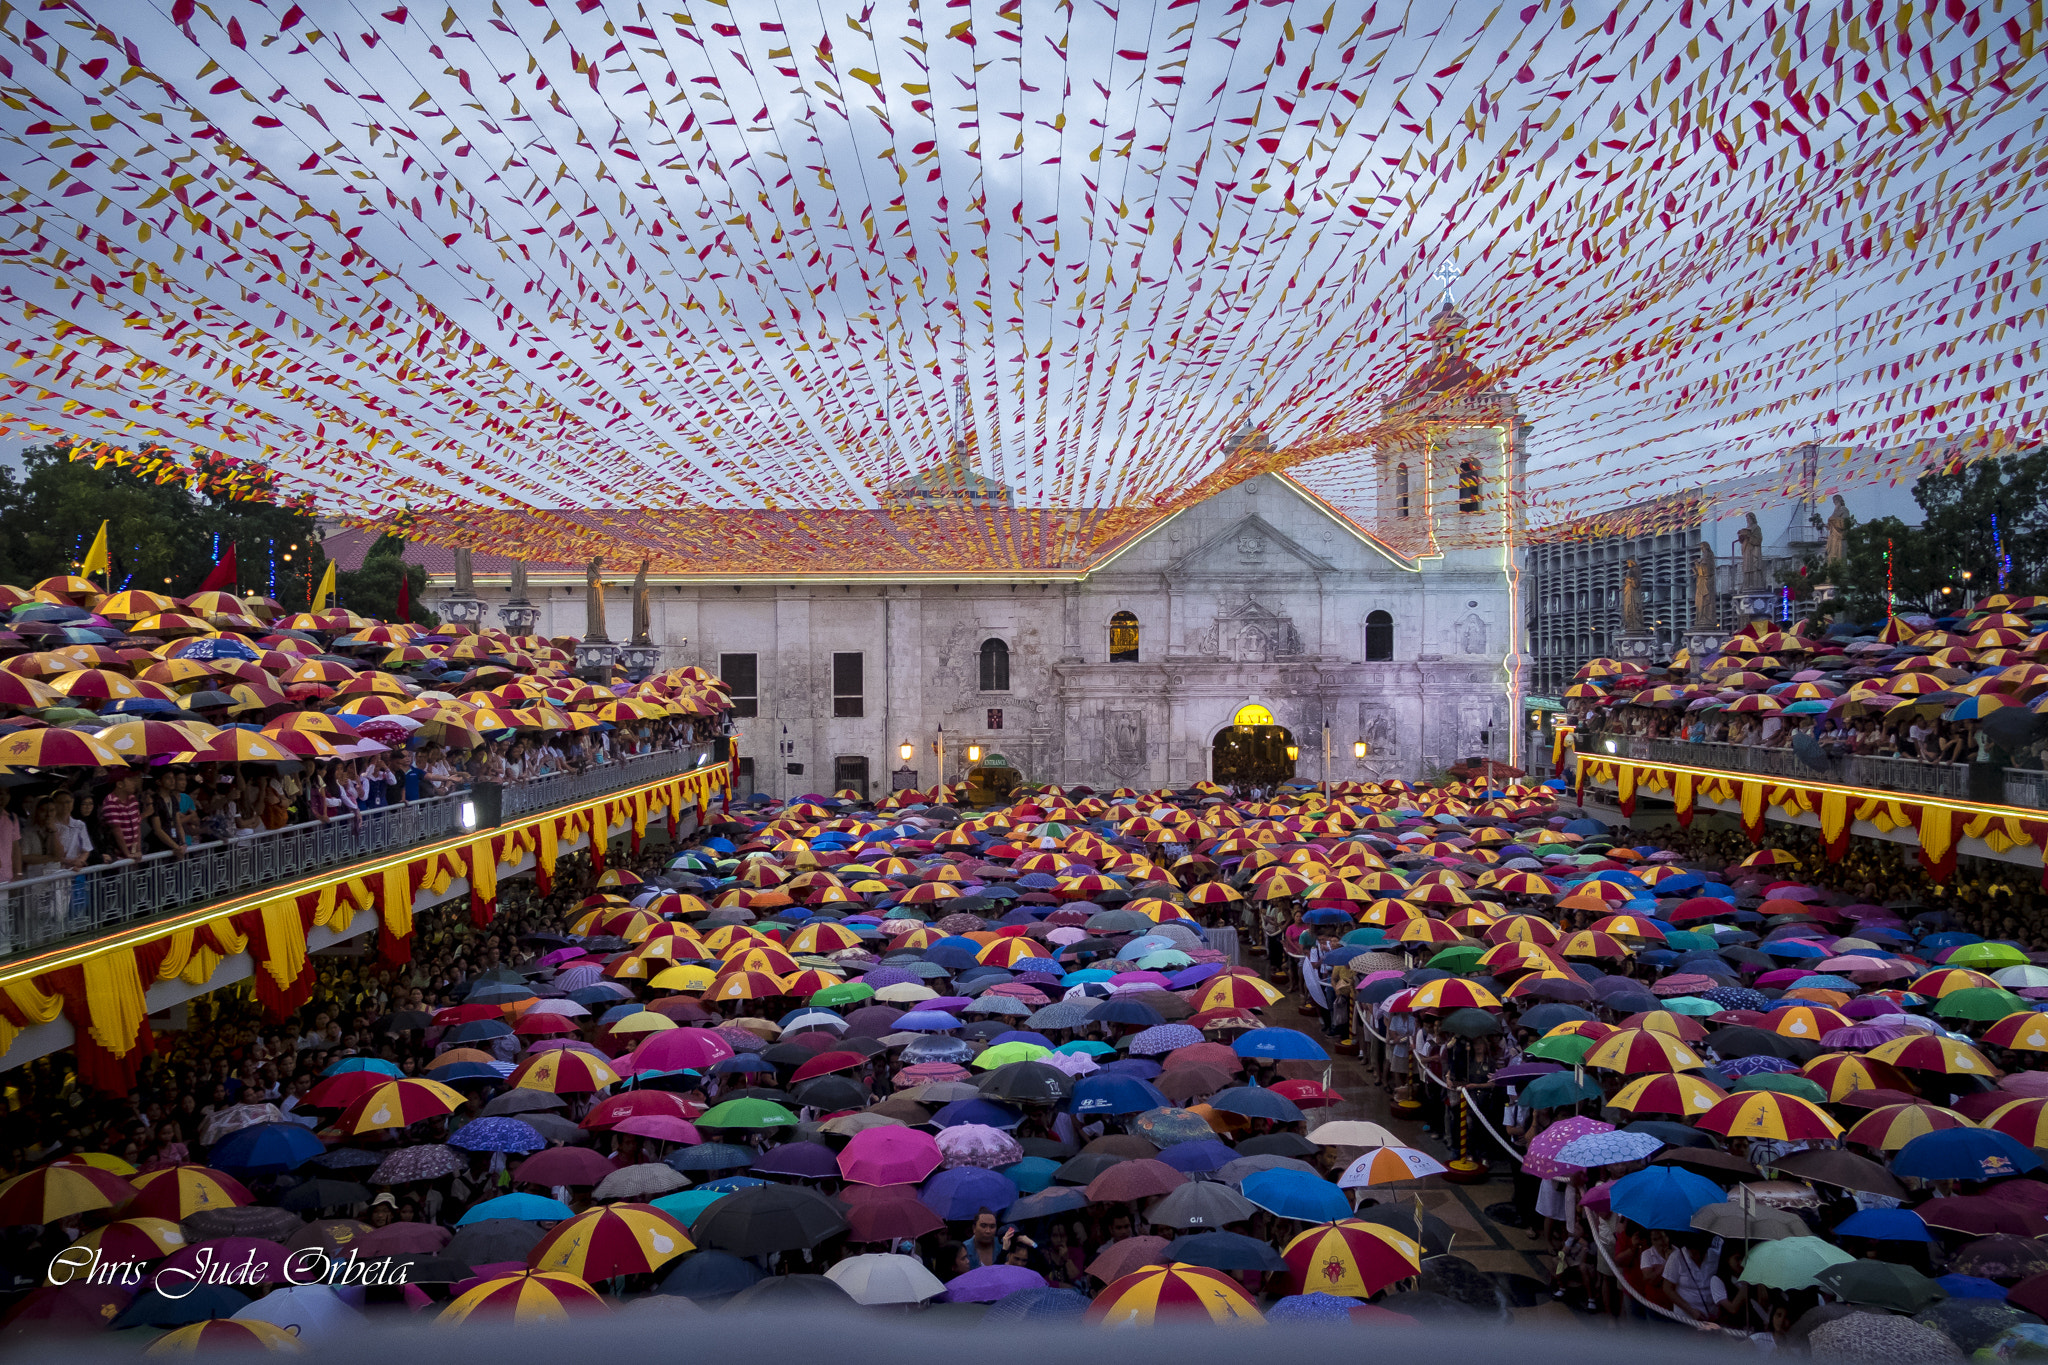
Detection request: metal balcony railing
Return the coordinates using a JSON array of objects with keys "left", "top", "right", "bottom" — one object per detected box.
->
[
  {"left": 0, "top": 740, "right": 729, "bottom": 962},
  {"left": 1567, "top": 733, "right": 2035, "bottom": 805}
]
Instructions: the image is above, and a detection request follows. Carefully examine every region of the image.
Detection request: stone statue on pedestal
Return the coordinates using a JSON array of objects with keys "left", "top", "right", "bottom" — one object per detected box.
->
[
  {"left": 1693, "top": 542, "right": 1717, "bottom": 623},
  {"left": 452, "top": 546, "right": 475, "bottom": 596},
  {"left": 1620, "top": 558, "right": 1644, "bottom": 635},
  {"left": 1824, "top": 494, "right": 1851, "bottom": 566},
  {"left": 507, "top": 557, "right": 531, "bottom": 605},
  {"left": 1736, "top": 513, "right": 1765, "bottom": 592},
  {"left": 583, "top": 557, "right": 608, "bottom": 641},
  {"left": 630, "top": 558, "right": 652, "bottom": 646}
]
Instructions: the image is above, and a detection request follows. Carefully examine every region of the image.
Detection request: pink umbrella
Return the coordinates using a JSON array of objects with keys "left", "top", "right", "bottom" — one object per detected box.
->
[
  {"left": 839, "top": 1125, "right": 944, "bottom": 1187},
  {"left": 1650, "top": 973, "right": 1719, "bottom": 996},
  {"left": 2000, "top": 1073, "right": 2048, "bottom": 1099},
  {"left": 580, "top": 1090, "right": 699, "bottom": 1131},
  {"left": 936, "top": 1124, "right": 1025, "bottom": 1170},
  {"left": 611, "top": 1115, "right": 702, "bottom": 1144},
  {"left": 1521, "top": 1118, "right": 1614, "bottom": 1179},
  {"left": 629, "top": 1027, "right": 735, "bottom": 1074},
  {"left": 1039, "top": 1052, "right": 1100, "bottom": 1078},
  {"left": 512, "top": 1146, "right": 618, "bottom": 1187},
  {"left": 356, "top": 1221, "right": 452, "bottom": 1254}
]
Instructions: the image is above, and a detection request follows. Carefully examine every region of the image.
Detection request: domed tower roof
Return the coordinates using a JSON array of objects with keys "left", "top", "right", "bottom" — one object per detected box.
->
[{"left": 1395, "top": 300, "right": 1486, "bottom": 403}]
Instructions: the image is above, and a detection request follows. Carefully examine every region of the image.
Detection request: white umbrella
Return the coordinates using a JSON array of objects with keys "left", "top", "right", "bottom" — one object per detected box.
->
[
  {"left": 1306, "top": 1120, "right": 1401, "bottom": 1148},
  {"left": 824, "top": 1253, "right": 946, "bottom": 1305},
  {"left": 232, "top": 1285, "right": 366, "bottom": 1344},
  {"left": 594, "top": 1162, "right": 689, "bottom": 1201},
  {"left": 525, "top": 999, "right": 590, "bottom": 1017}
]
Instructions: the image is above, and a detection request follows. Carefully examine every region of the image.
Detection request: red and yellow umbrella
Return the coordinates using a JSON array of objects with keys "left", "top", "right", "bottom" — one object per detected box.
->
[
  {"left": 525, "top": 1203, "right": 695, "bottom": 1278},
  {"left": 719, "top": 943, "right": 802, "bottom": 976},
  {"left": 1606, "top": 1072, "right": 1727, "bottom": 1117},
  {"left": 1192, "top": 975, "right": 1286, "bottom": 1012},
  {"left": 1799, "top": 1054, "right": 1913, "bottom": 1101},
  {"left": 1558, "top": 930, "right": 1630, "bottom": 960},
  {"left": 1770, "top": 1005, "right": 1852, "bottom": 1041},
  {"left": 510, "top": 1050, "right": 622, "bottom": 1095},
  {"left": 335, "top": 1078, "right": 468, "bottom": 1134},
  {"left": 705, "top": 970, "right": 788, "bottom": 1002},
  {"left": 1983, "top": 1013, "right": 2048, "bottom": 1053},
  {"left": 787, "top": 922, "right": 865, "bottom": 954},
  {"left": 1388, "top": 917, "right": 1464, "bottom": 946},
  {"left": 1981, "top": 1098, "right": 2048, "bottom": 1150},
  {"left": 1402, "top": 883, "right": 1472, "bottom": 907},
  {"left": 1843, "top": 1102, "right": 1973, "bottom": 1151},
  {"left": 1586, "top": 914, "right": 1666, "bottom": 941},
  {"left": 1085, "top": 1262, "right": 1266, "bottom": 1325},
  {"left": 1695, "top": 1092, "right": 1842, "bottom": 1142},
  {"left": 1185, "top": 883, "right": 1243, "bottom": 906},
  {"left": 68, "top": 1216, "right": 187, "bottom": 1265},
  {"left": 1402, "top": 978, "right": 1501, "bottom": 1012},
  {"left": 0, "top": 727, "right": 128, "bottom": 769},
  {"left": 1583, "top": 1028, "right": 1707, "bottom": 1074},
  {"left": 0, "top": 1163, "right": 137, "bottom": 1224},
  {"left": 1908, "top": 968, "right": 2001, "bottom": 998},
  {"left": 436, "top": 1271, "right": 610, "bottom": 1326},
  {"left": 127, "top": 1165, "right": 252, "bottom": 1220},
  {"left": 1485, "top": 914, "right": 1563, "bottom": 946},
  {"left": 978, "top": 937, "right": 1055, "bottom": 968},
  {"left": 1280, "top": 1221, "right": 1423, "bottom": 1298},
  {"left": 1487, "top": 872, "right": 1560, "bottom": 896},
  {"left": 1361, "top": 899, "right": 1426, "bottom": 927},
  {"left": 1863, "top": 1034, "right": 1998, "bottom": 1077},
  {"left": 145, "top": 1320, "right": 305, "bottom": 1355}
]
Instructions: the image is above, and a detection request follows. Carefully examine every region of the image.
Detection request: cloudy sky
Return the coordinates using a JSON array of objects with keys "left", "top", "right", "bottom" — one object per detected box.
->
[{"left": 0, "top": 0, "right": 2037, "bottom": 547}]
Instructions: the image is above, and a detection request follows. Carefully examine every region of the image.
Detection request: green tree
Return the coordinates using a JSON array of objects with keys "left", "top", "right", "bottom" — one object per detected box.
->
[
  {"left": 332, "top": 534, "right": 437, "bottom": 627},
  {"left": 0, "top": 444, "right": 316, "bottom": 599}
]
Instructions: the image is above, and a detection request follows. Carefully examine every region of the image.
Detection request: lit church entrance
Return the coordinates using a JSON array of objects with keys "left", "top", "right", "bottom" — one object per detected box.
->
[{"left": 1211, "top": 704, "right": 1297, "bottom": 788}]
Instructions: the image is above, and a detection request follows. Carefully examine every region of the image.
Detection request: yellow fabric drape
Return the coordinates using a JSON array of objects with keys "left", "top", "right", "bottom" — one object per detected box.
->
[{"left": 78, "top": 950, "right": 150, "bottom": 1058}]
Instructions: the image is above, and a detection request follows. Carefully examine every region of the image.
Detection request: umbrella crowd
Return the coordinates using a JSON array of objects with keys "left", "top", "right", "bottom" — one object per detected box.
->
[
  {"left": 1561, "top": 598, "right": 2048, "bottom": 768},
  {"left": 0, "top": 572, "right": 730, "bottom": 943},
  {"left": 4, "top": 751, "right": 2048, "bottom": 1355}
]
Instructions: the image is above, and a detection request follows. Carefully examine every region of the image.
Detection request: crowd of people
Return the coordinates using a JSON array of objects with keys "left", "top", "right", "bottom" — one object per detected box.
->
[{"left": 0, "top": 573, "right": 729, "bottom": 947}]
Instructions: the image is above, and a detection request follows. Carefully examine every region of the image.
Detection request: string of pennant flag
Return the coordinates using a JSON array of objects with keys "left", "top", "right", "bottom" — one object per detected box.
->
[{"left": 0, "top": 0, "right": 2037, "bottom": 569}]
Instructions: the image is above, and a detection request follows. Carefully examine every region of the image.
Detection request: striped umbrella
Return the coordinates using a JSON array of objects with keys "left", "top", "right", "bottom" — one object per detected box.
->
[
  {"left": 525, "top": 1203, "right": 695, "bottom": 1278},
  {"left": 1770, "top": 1005, "right": 1853, "bottom": 1041},
  {"left": 1279, "top": 1221, "right": 1423, "bottom": 1297},
  {"left": 1085, "top": 1262, "right": 1266, "bottom": 1324},
  {"left": 1403, "top": 978, "right": 1501, "bottom": 1012},
  {"left": 0, "top": 727, "right": 128, "bottom": 768},
  {"left": 436, "top": 1271, "right": 610, "bottom": 1326},
  {"left": 1606, "top": 1072, "right": 1727, "bottom": 1118},
  {"left": 1843, "top": 1102, "right": 1973, "bottom": 1151},
  {"left": 1907, "top": 968, "right": 2001, "bottom": 998},
  {"left": 1981, "top": 1098, "right": 2048, "bottom": 1150},
  {"left": 128, "top": 1165, "right": 252, "bottom": 1220},
  {"left": 1192, "top": 975, "right": 1285, "bottom": 1011},
  {"left": 1583, "top": 1028, "right": 1708, "bottom": 1074},
  {"left": 510, "top": 1049, "right": 621, "bottom": 1095},
  {"left": 1799, "top": 1054, "right": 1913, "bottom": 1101},
  {"left": 1695, "top": 1092, "right": 1842, "bottom": 1142},
  {"left": 1558, "top": 931, "right": 1631, "bottom": 960},
  {"left": 66, "top": 1217, "right": 186, "bottom": 1265},
  {"left": 1487, "top": 914, "right": 1562, "bottom": 945},
  {"left": 705, "top": 970, "right": 788, "bottom": 1002},
  {"left": 0, "top": 1164, "right": 137, "bottom": 1224},
  {"left": 1334, "top": 1146, "right": 1448, "bottom": 1188},
  {"left": 1982, "top": 1013, "right": 2048, "bottom": 1052},
  {"left": 1863, "top": 1034, "right": 1997, "bottom": 1076},
  {"left": 145, "top": 1320, "right": 304, "bottom": 1355},
  {"left": 334, "top": 1079, "right": 468, "bottom": 1134}
]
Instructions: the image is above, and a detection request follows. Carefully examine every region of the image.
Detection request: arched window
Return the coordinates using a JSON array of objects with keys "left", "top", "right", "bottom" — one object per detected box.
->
[
  {"left": 1365, "top": 610, "right": 1394, "bottom": 661},
  {"left": 978, "top": 637, "right": 1010, "bottom": 692},
  {"left": 1458, "top": 457, "right": 1482, "bottom": 512},
  {"left": 1108, "top": 611, "right": 1140, "bottom": 662},
  {"left": 1394, "top": 463, "right": 1411, "bottom": 519}
]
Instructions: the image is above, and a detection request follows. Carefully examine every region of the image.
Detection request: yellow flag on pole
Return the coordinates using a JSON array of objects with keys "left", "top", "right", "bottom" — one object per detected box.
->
[
  {"left": 78, "top": 520, "right": 111, "bottom": 583},
  {"left": 312, "top": 560, "right": 338, "bottom": 611}
]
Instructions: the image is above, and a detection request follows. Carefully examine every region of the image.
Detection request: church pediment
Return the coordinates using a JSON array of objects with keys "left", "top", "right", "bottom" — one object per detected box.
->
[{"left": 1167, "top": 513, "right": 1335, "bottom": 576}]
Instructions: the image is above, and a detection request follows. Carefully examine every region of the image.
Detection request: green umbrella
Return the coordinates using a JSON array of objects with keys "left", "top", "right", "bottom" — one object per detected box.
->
[
  {"left": 1741, "top": 1235, "right": 1855, "bottom": 1290},
  {"left": 1815, "top": 1259, "right": 1948, "bottom": 1313},
  {"left": 1934, "top": 986, "right": 2031, "bottom": 1021},
  {"left": 1519, "top": 1072, "right": 1604, "bottom": 1110},
  {"left": 1525, "top": 1034, "right": 1596, "bottom": 1064},
  {"left": 810, "top": 982, "right": 876, "bottom": 1009},
  {"left": 1948, "top": 942, "right": 2030, "bottom": 969},
  {"left": 1730, "top": 1073, "right": 1829, "bottom": 1103},
  {"left": 1426, "top": 945, "right": 1484, "bottom": 973},
  {"left": 1663, "top": 931, "right": 1719, "bottom": 951},
  {"left": 972, "top": 1041, "right": 1051, "bottom": 1069},
  {"left": 697, "top": 1098, "right": 800, "bottom": 1129}
]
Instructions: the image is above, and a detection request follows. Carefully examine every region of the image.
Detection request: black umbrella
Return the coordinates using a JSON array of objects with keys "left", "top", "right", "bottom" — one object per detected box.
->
[
  {"left": 691, "top": 1184, "right": 848, "bottom": 1256},
  {"left": 1167, "top": 1231, "right": 1289, "bottom": 1273},
  {"left": 659, "top": 1250, "right": 765, "bottom": 1301},
  {"left": 482, "top": 1090, "right": 567, "bottom": 1117},
  {"left": 1622, "top": 1121, "right": 1717, "bottom": 1149},
  {"left": 792, "top": 1076, "right": 871, "bottom": 1110},
  {"left": 723, "top": 1275, "right": 854, "bottom": 1310},
  {"left": 1769, "top": 1148, "right": 1903, "bottom": 1197},
  {"left": 279, "top": 1179, "right": 369, "bottom": 1212},
  {"left": 112, "top": 1285, "right": 252, "bottom": 1328},
  {"left": 1709, "top": 1026, "right": 1821, "bottom": 1061},
  {"left": 1235, "top": 1133, "right": 1319, "bottom": 1160},
  {"left": 976, "top": 1061, "right": 1074, "bottom": 1104},
  {"left": 182, "top": 1206, "right": 303, "bottom": 1242},
  {"left": 1352, "top": 1205, "right": 1454, "bottom": 1257},
  {"left": 445, "top": 1218, "right": 546, "bottom": 1268}
]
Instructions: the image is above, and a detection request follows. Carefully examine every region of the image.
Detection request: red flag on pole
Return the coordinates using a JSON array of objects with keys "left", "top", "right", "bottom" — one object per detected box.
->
[
  {"left": 196, "top": 543, "right": 237, "bottom": 593},
  {"left": 396, "top": 569, "right": 411, "bottom": 623}
]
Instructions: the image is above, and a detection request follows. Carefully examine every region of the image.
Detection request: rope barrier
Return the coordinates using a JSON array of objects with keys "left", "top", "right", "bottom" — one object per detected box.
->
[{"left": 1579, "top": 1208, "right": 1753, "bottom": 1339}]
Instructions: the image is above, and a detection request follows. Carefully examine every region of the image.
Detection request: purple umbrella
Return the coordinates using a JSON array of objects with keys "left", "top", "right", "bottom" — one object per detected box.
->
[
  {"left": 936, "top": 1124, "right": 1024, "bottom": 1170},
  {"left": 920, "top": 1166, "right": 1019, "bottom": 1219},
  {"left": 940, "top": 1264, "right": 1047, "bottom": 1303},
  {"left": 1521, "top": 1117, "right": 1614, "bottom": 1179},
  {"left": 750, "top": 1141, "right": 840, "bottom": 1179}
]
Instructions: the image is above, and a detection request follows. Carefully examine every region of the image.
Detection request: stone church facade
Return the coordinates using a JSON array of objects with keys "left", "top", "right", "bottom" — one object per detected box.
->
[{"left": 376, "top": 308, "right": 1528, "bottom": 798}]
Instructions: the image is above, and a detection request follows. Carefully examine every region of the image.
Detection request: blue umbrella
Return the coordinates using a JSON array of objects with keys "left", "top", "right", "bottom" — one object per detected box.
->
[
  {"left": 1554, "top": 1130, "right": 1664, "bottom": 1168},
  {"left": 1607, "top": 1165, "right": 1726, "bottom": 1230},
  {"left": 205, "top": 1121, "right": 327, "bottom": 1174},
  {"left": 1087, "top": 999, "right": 1165, "bottom": 1027},
  {"left": 1893, "top": 1129, "right": 2042, "bottom": 1181},
  {"left": 1001, "top": 1157, "right": 1060, "bottom": 1194},
  {"left": 112, "top": 1285, "right": 251, "bottom": 1328},
  {"left": 426, "top": 1062, "right": 503, "bottom": 1084},
  {"left": 922, "top": 1165, "right": 1020, "bottom": 1219},
  {"left": 1008, "top": 1186, "right": 1092, "bottom": 1221},
  {"left": 667, "top": 1143, "right": 759, "bottom": 1173},
  {"left": 1232, "top": 1028, "right": 1327, "bottom": 1061},
  {"left": 1835, "top": 1208, "right": 1936, "bottom": 1242},
  {"left": 1264, "top": 1292, "right": 1357, "bottom": 1323},
  {"left": 1156, "top": 1140, "right": 1238, "bottom": 1175},
  {"left": 456, "top": 1193, "right": 575, "bottom": 1225},
  {"left": 894, "top": 1010, "right": 965, "bottom": 1032},
  {"left": 980, "top": 1287, "right": 1093, "bottom": 1323},
  {"left": 442, "top": 1019, "right": 514, "bottom": 1042},
  {"left": 1239, "top": 1168, "right": 1349, "bottom": 1223},
  {"left": 711, "top": 1054, "right": 776, "bottom": 1075},
  {"left": 651, "top": 1189, "right": 733, "bottom": 1227},
  {"left": 932, "top": 1098, "right": 1025, "bottom": 1130},
  {"left": 660, "top": 1248, "right": 763, "bottom": 1299},
  {"left": 447, "top": 1118, "right": 548, "bottom": 1153},
  {"left": 1069, "top": 1075, "right": 1169, "bottom": 1117},
  {"left": 320, "top": 1057, "right": 402, "bottom": 1078},
  {"left": 694, "top": 1176, "right": 769, "bottom": 1193},
  {"left": 1936, "top": 1275, "right": 2008, "bottom": 1300},
  {"left": 1210, "top": 1085, "right": 1304, "bottom": 1123}
]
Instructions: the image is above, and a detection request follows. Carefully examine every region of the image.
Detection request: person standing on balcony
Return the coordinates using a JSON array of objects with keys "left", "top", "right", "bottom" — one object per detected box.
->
[{"left": 98, "top": 772, "right": 145, "bottom": 861}]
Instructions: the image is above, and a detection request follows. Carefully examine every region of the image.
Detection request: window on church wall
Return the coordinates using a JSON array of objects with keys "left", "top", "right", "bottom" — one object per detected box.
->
[
  {"left": 978, "top": 637, "right": 1010, "bottom": 691},
  {"left": 832, "top": 651, "right": 864, "bottom": 717},
  {"left": 1458, "top": 457, "right": 1482, "bottom": 512},
  {"left": 1365, "top": 610, "right": 1394, "bottom": 662},
  {"left": 1108, "top": 611, "right": 1140, "bottom": 662},
  {"left": 1394, "top": 463, "right": 1411, "bottom": 518},
  {"left": 721, "top": 652, "right": 759, "bottom": 718}
]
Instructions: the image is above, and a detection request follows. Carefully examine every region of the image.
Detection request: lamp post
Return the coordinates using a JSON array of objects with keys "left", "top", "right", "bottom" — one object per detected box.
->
[
  {"left": 1321, "top": 722, "right": 1331, "bottom": 800},
  {"left": 932, "top": 725, "right": 946, "bottom": 797}
]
